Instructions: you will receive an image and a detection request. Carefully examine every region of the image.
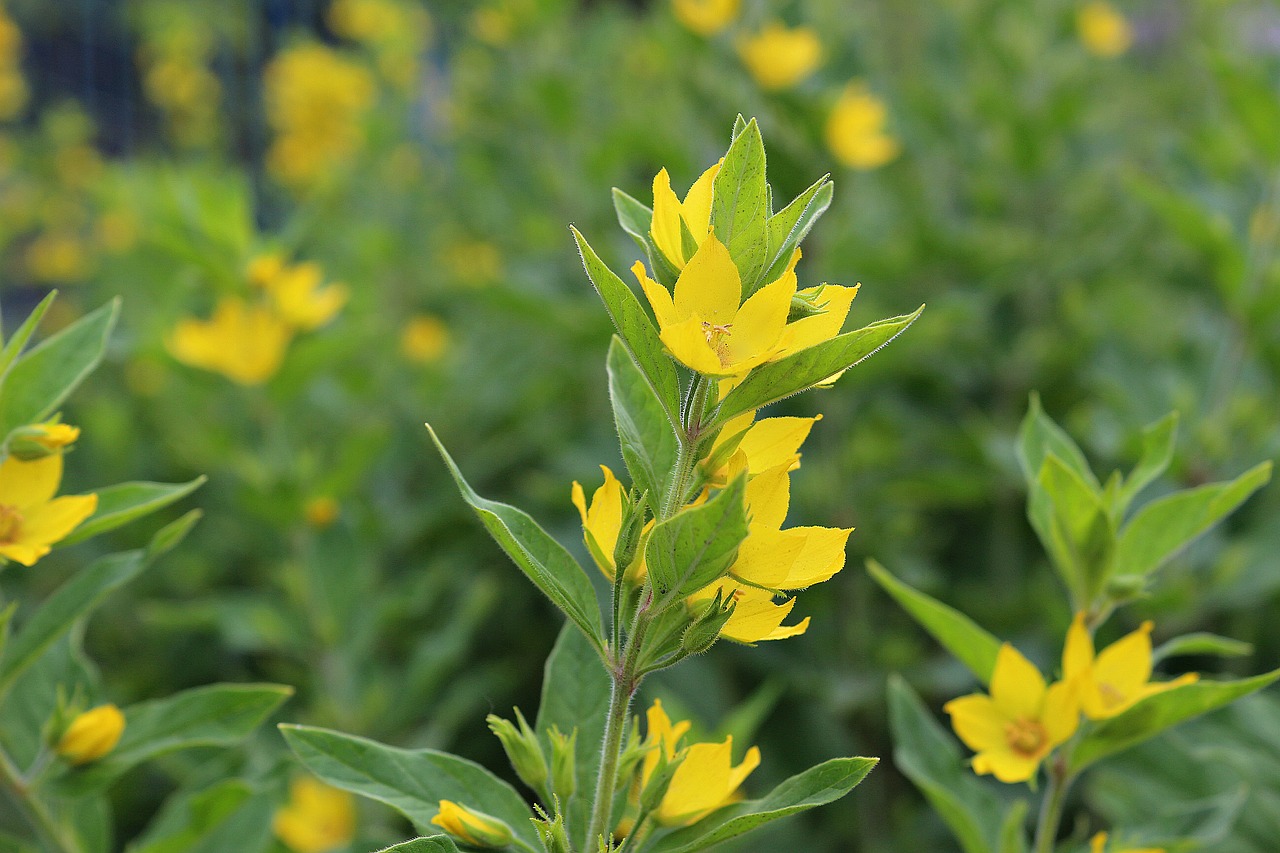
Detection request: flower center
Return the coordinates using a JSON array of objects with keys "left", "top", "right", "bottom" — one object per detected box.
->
[
  {"left": 1003, "top": 718, "right": 1047, "bottom": 757},
  {"left": 0, "top": 504, "right": 24, "bottom": 544},
  {"left": 1098, "top": 681, "right": 1126, "bottom": 709},
  {"left": 701, "top": 320, "right": 734, "bottom": 364}
]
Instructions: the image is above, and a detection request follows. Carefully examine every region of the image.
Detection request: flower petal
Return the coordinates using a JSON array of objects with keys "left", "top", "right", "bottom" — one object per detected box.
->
[
  {"left": 943, "top": 693, "right": 1008, "bottom": 753},
  {"left": 659, "top": 317, "right": 731, "bottom": 375},
  {"left": 990, "top": 643, "right": 1047, "bottom": 720},
  {"left": 673, "top": 234, "right": 741, "bottom": 326},
  {"left": 776, "top": 525, "right": 851, "bottom": 589},
  {"left": 20, "top": 494, "right": 98, "bottom": 549},
  {"left": 724, "top": 268, "right": 794, "bottom": 365},
  {"left": 0, "top": 453, "right": 63, "bottom": 509},
  {"left": 651, "top": 168, "right": 688, "bottom": 268},
  {"left": 744, "top": 464, "right": 790, "bottom": 530}
]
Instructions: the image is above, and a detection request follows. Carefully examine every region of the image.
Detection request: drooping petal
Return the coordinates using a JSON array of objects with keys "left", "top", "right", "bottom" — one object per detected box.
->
[
  {"left": 776, "top": 525, "right": 850, "bottom": 589},
  {"left": 714, "top": 584, "right": 808, "bottom": 642},
  {"left": 972, "top": 748, "right": 1040, "bottom": 784},
  {"left": 651, "top": 168, "right": 688, "bottom": 268},
  {"left": 943, "top": 693, "right": 1009, "bottom": 754},
  {"left": 673, "top": 235, "right": 741, "bottom": 326},
  {"left": 0, "top": 453, "right": 64, "bottom": 509},
  {"left": 635, "top": 261, "right": 679, "bottom": 327},
  {"left": 728, "top": 525, "right": 805, "bottom": 588},
  {"left": 989, "top": 644, "right": 1047, "bottom": 720},
  {"left": 20, "top": 494, "right": 98, "bottom": 549},
  {"left": 0, "top": 541, "right": 48, "bottom": 566},
  {"left": 744, "top": 464, "right": 790, "bottom": 530},
  {"left": 681, "top": 161, "right": 720, "bottom": 242}
]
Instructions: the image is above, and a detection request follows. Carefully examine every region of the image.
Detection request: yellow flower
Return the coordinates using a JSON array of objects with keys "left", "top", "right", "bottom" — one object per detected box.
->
[
  {"left": 273, "top": 777, "right": 356, "bottom": 853},
  {"left": 945, "top": 644, "right": 1079, "bottom": 783},
  {"left": 329, "top": 0, "right": 431, "bottom": 89},
  {"left": 11, "top": 422, "right": 80, "bottom": 453},
  {"left": 400, "top": 314, "right": 451, "bottom": 363},
  {"left": 1077, "top": 1, "right": 1132, "bottom": 58},
  {"left": 304, "top": 496, "right": 340, "bottom": 528},
  {"left": 167, "top": 297, "right": 293, "bottom": 385},
  {"left": 635, "top": 235, "right": 794, "bottom": 377},
  {"left": 56, "top": 704, "right": 124, "bottom": 764},
  {"left": 571, "top": 465, "right": 637, "bottom": 580},
  {"left": 262, "top": 261, "right": 348, "bottom": 330},
  {"left": 1090, "top": 832, "right": 1164, "bottom": 853},
  {"left": 672, "top": 0, "right": 740, "bottom": 37},
  {"left": 689, "top": 581, "right": 809, "bottom": 642},
  {"left": 0, "top": 453, "right": 97, "bottom": 567},
  {"left": 1063, "top": 613, "right": 1198, "bottom": 720},
  {"left": 641, "top": 700, "right": 760, "bottom": 826},
  {"left": 24, "top": 232, "right": 89, "bottom": 283},
  {"left": 0, "top": 6, "right": 26, "bottom": 120},
  {"left": 651, "top": 162, "right": 719, "bottom": 270},
  {"left": 444, "top": 239, "right": 504, "bottom": 287},
  {"left": 431, "top": 801, "right": 514, "bottom": 848},
  {"left": 825, "top": 82, "right": 900, "bottom": 170},
  {"left": 703, "top": 410, "right": 821, "bottom": 486},
  {"left": 736, "top": 23, "right": 822, "bottom": 91}
]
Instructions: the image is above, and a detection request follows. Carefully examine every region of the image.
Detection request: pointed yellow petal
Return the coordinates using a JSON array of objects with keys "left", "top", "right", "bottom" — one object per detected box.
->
[
  {"left": 681, "top": 161, "right": 720, "bottom": 241},
  {"left": 716, "top": 585, "right": 808, "bottom": 642},
  {"left": 659, "top": 317, "right": 730, "bottom": 375},
  {"left": 635, "top": 261, "right": 678, "bottom": 327},
  {"left": 729, "top": 526, "right": 805, "bottom": 588},
  {"left": 943, "top": 693, "right": 1009, "bottom": 753},
  {"left": 1062, "top": 612, "right": 1095, "bottom": 682},
  {"left": 0, "top": 454, "right": 63, "bottom": 509},
  {"left": 1093, "top": 621, "right": 1154, "bottom": 696},
  {"left": 737, "top": 415, "right": 820, "bottom": 473},
  {"left": 661, "top": 739, "right": 734, "bottom": 821},
  {"left": 990, "top": 644, "right": 1047, "bottom": 720},
  {"left": 19, "top": 494, "right": 97, "bottom": 548},
  {"left": 725, "top": 271, "right": 794, "bottom": 366},
  {"left": 0, "top": 541, "right": 48, "bottom": 566},
  {"left": 777, "top": 283, "right": 860, "bottom": 357},
  {"left": 744, "top": 464, "right": 790, "bottom": 530},
  {"left": 673, "top": 234, "right": 740, "bottom": 326},
  {"left": 651, "top": 168, "right": 688, "bottom": 267},
  {"left": 1041, "top": 680, "right": 1080, "bottom": 745},
  {"left": 777, "top": 525, "right": 850, "bottom": 589}
]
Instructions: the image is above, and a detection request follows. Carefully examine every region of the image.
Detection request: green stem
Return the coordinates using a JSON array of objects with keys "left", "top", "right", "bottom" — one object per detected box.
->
[
  {"left": 0, "top": 747, "right": 79, "bottom": 853},
  {"left": 1032, "top": 760, "right": 1072, "bottom": 853}
]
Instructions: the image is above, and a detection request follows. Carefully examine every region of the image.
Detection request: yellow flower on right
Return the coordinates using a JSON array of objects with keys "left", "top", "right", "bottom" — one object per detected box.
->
[
  {"left": 736, "top": 23, "right": 822, "bottom": 91},
  {"left": 1077, "top": 1, "right": 1132, "bottom": 58},
  {"left": 825, "top": 82, "right": 900, "bottom": 171},
  {"left": 1063, "top": 613, "right": 1197, "bottom": 719},
  {"left": 167, "top": 297, "right": 292, "bottom": 385}
]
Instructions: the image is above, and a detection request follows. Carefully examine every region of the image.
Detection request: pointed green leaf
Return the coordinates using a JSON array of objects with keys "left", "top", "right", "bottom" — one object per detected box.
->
[
  {"left": 1036, "top": 454, "right": 1113, "bottom": 597},
  {"left": 1152, "top": 633, "right": 1253, "bottom": 664},
  {"left": 427, "top": 425, "right": 604, "bottom": 652},
  {"left": 1112, "top": 461, "right": 1271, "bottom": 577},
  {"left": 711, "top": 118, "right": 769, "bottom": 294},
  {"left": 714, "top": 306, "right": 924, "bottom": 427},
  {"left": 571, "top": 227, "right": 681, "bottom": 429},
  {"left": 130, "top": 779, "right": 268, "bottom": 853},
  {"left": 646, "top": 475, "right": 747, "bottom": 605},
  {"left": 1016, "top": 394, "right": 1099, "bottom": 490},
  {"left": 647, "top": 756, "right": 876, "bottom": 853},
  {"left": 611, "top": 188, "right": 680, "bottom": 288},
  {"left": 608, "top": 337, "right": 678, "bottom": 507},
  {"left": 762, "top": 177, "right": 833, "bottom": 285},
  {"left": 62, "top": 477, "right": 206, "bottom": 545},
  {"left": 375, "top": 839, "right": 460, "bottom": 853},
  {"left": 1116, "top": 412, "right": 1178, "bottom": 513},
  {"left": 0, "top": 291, "right": 57, "bottom": 387},
  {"left": 867, "top": 561, "right": 1000, "bottom": 684},
  {"left": 997, "top": 800, "right": 1029, "bottom": 853},
  {"left": 0, "top": 299, "right": 119, "bottom": 436},
  {"left": 280, "top": 725, "right": 540, "bottom": 853},
  {"left": 731, "top": 114, "right": 747, "bottom": 139},
  {"left": 55, "top": 684, "right": 293, "bottom": 793},
  {"left": 887, "top": 676, "right": 1002, "bottom": 853},
  {"left": 1071, "top": 668, "right": 1280, "bottom": 770}
]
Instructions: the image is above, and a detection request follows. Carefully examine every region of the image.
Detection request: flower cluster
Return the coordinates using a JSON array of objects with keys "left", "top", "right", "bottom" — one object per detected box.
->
[
  {"left": 0, "top": 425, "right": 97, "bottom": 567},
  {"left": 137, "top": 16, "right": 222, "bottom": 147},
  {"left": 0, "top": 1, "right": 27, "bottom": 121},
  {"left": 328, "top": 0, "right": 432, "bottom": 90},
  {"left": 167, "top": 253, "right": 347, "bottom": 385}
]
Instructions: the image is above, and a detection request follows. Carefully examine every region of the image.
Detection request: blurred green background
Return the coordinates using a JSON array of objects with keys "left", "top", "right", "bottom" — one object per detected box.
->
[{"left": 2, "top": 0, "right": 1278, "bottom": 850}]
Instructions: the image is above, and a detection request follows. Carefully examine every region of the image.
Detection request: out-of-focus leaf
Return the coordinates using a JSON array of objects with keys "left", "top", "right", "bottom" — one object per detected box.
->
[
  {"left": 0, "top": 291, "right": 57, "bottom": 386},
  {"left": 645, "top": 475, "right": 747, "bottom": 605},
  {"left": 427, "top": 425, "right": 605, "bottom": 653},
  {"left": 1152, "top": 633, "right": 1253, "bottom": 664},
  {"left": 1016, "top": 394, "right": 1098, "bottom": 490},
  {"left": 1112, "top": 462, "right": 1271, "bottom": 577},
  {"left": 374, "top": 839, "right": 460, "bottom": 853},
  {"left": 1116, "top": 412, "right": 1178, "bottom": 515},
  {"left": 129, "top": 779, "right": 274, "bottom": 853},
  {"left": 997, "top": 800, "right": 1029, "bottom": 853},
  {"left": 1035, "top": 454, "right": 1113, "bottom": 600},
  {"left": 647, "top": 756, "right": 876, "bottom": 853},
  {"left": 608, "top": 336, "right": 678, "bottom": 509},
  {"left": 868, "top": 561, "right": 1000, "bottom": 684},
  {"left": 280, "top": 725, "right": 540, "bottom": 853},
  {"left": 62, "top": 477, "right": 206, "bottom": 545}
]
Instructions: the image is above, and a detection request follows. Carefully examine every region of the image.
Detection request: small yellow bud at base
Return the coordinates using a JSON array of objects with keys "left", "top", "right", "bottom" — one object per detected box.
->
[
  {"left": 432, "top": 800, "right": 515, "bottom": 848},
  {"left": 56, "top": 704, "right": 125, "bottom": 765}
]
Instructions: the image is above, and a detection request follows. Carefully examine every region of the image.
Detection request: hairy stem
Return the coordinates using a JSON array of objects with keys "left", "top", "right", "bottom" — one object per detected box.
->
[
  {"left": 0, "top": 747, "right": 79, "bottom": 853},
  {"left": 1033, "top": 759, "right": 1072, "bottom": 853}
]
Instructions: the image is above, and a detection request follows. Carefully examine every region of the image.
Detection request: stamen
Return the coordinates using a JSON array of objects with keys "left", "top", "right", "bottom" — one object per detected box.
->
[{"left": 0, "top": 504, "right": 23, "bottom": 544}]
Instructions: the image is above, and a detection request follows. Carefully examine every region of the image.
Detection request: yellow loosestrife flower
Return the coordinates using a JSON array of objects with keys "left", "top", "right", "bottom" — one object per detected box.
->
[
  {"left": 672, "top": 0, "right": 739, "bottom": 36},
  {"left": 736, "top": 23, "right": 822, "bottom": 91},
  {"left": 704, "top": 410, "right": 821, "bottom": 485},
  {"left": 689, "top": 580, "right": 809, "bottom": 642},
  {"left": 635, "top": 235, "right": 793, "bottom": 377},
  {"left": 265, "top": 262, "right": 348, "bottom": 330},
  {"left": 1077, "top": 1, "right": 1132, "bottom": 57},
  {"left": 572, "top": 465, "right": 645, "bottom": 581},
  {"left": 1063, "top": 613, "right": 1197, "bottom": 720},
  {"left": 329, "top": 0, "right": 431, "bottom": 88},
  {"left": 945, "top": 644, "right": 1079, "bottom": 783},
  {"left": 825, "top": 82, "right": 900, "bottom": 170},
  {"left": 56, "top": 704, "right": 124, "bottom": 764},
  {"left": 651, "top": 163, "right": 719, "bottom": 271},
  {"left": 1090, "top": 832, "right": 1165, "bottom": 853},
  {"left": 400, "top": 314, "right": 451, "bottom": 363},
  {"left": 304, "top": 496, "right": 340, "bottom": 528},
  {"left": 431, "top": 801, "right": 515, "bottom": 848},
  {"left": 167, "top": 297, "right": 293, "bottom": 385},
  {"left": 273, "top": 777, "right": 356, "bottom": 853},
  {"left": 0, "top": 453, "right": 97, "bottom": 566},
  {"left": 9, "top": 421, "right": 81, "bottom": 458},
  {"left": 642, "top": 700, "right": 760, "bottom": 826}
]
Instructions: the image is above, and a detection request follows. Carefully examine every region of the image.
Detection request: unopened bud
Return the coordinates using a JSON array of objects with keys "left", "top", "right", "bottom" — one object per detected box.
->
[
  {"left": 56, "top": 704, "right": 125, "bottom": 764},
  {"left": 533, "top": 800, "right": 571, "bottom": 853},
  {"left": 8, "top": 422, "right": 80, "bottom": 460},
  {"left": 638, "top": 747, "right": 682, "bottom": 817},
  {"left": 487, "top": 708, "right": 548, "bottom": 797},
  {"left": 681, "top": 590, "right": 735, "bottom": 657},
  {"left": 547, "top": 726, "right": 577, "bottom": 801},
  {"left": 431, "top": 801, "right": 514, "bottom": 849},
  {"left": 1105, "top": 574, "right": 1147, "bottom": 602}
]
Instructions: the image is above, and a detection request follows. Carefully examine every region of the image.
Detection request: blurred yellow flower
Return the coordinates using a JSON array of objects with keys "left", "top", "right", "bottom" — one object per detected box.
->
[
  {"left": 945, "top": 644, "right": 1079, "bottom": 783},
  {"left": 0, "top": 5, "right": 27, "bottom": 120},
  {"left": 24, "top": 232, "right": 89, "bottom": 283},
  {"left": 0, "top": 452, "right": 98, "bottom": 566},
  {"left": 304, "top": 496, "right": 340, "bottom": 529},
  {"left": 1077, "top": 1, "right": 1132, "bottom": 58},
  {"left": 651, "top": 162, "right": 718, "bottom": 270},
  {"left": 571, "top": 465, "right": 628, "bottom": 580},
  {"left": 167, "top": 297, "right": 292, "bottom": 385},
  {"left": 400, "top": 314, "right": 451, "bottom": 363},
  {"left": 444, "top": 239, "right": 503, "bottom": 287},
  {"left": 641, "top": 699, "right": 760, "bottom": 825},
  {"left": 1090, "top": 832, "right": 1164, "bottom": 853},
  {"left": 672, "top": 0, "right": 740, "bottom": 37},
  {"left": 273, "top": 777, "right": 356, "bottom": 853},
  {"left": 431, "top": 801, "right": 514, "bottom": 848},
  {"left": 329, "top": 0, "right": 431, "bottom": 89},
  {"left": 95, "top": 210, "right": 140, "bottom": 253},
  {"left": 7, "top": 422, "right": 80, "bottom": 460},
  {"left": 736, "top": 23, "right": 822, "bottom": 91},
  {"left": 825, "top": 82, "right": 900, "bottom": 170},
  {"left": 264, "top": 43, "right": 376, "bottom": 189},
  {"left": 1063, "top": 613, "right": 1198, "bottom": 720},
  {"left": 56, "top": 704, "right": 124, "bottom": 764},
  {"left": 264, "top": 262, "right": 348, "bottom": 330}
]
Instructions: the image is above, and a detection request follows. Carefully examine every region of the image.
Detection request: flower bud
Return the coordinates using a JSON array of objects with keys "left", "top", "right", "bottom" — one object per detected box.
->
[
  {"left": 533, "top": 801, "right": 571, "bottom": 853},
  {"left": 431, "top": 801, "right": 514, "bottom": 849},
  {"left": 1105, "top": 573, "right": 1147, "bottom": 603},
  {"left": 547, "top": 725, "right": 576, "bottom": 801},
  {"left": 56, "top": 704, "right": 125, "bottom": 764},
  {"left": 680, "top": 589, "right": 735, "bottom": 657},
  {"left": 8, "top": 422, "right": 80, "bottom": 460},
  {"left": 487, "top": 708, "right": 548, "bottom": 797}
]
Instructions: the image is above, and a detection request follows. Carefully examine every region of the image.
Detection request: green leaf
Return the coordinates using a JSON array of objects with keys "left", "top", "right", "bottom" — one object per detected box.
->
[
  {"left": 62, "top": 477, "right": 206, "bottom": 546},
  {"left": 611, "top": 188, "right": 680, "bottom": 288},
  {"left": 711, "top": 118, "right": 769, "bottom": 294},
  {"left": 0, "top": 551, "right": 146, "bottom": 698},
  {"left": 129, "top": 780, "right": 274, "bottom": 853},
  {"left": 731, "top": 114, "right": 747, "bottom": 140},
  {"left": 714, "top": 306, "right": 924, "bottom": 426},
  {"left": 647, "top": 756, "right": 876, "bottom": 853},
  {"left": 1071, "top": 669, "right": 1280, "bottom": 770},
  {"left": 996, "top": 800, "right": 1029, "bottom": 853},
  {"left": 280, "top": 725, "right": 540, "bottom": 853},
  {"left": 607, "top": 337, "right": 678, "bottom": 509},
  {"left": 1111, "top": 461, "right": 1271, "bottom": 577},
  {"left": 867, "top": 561, "right": 1000, "bottom": 684},
  {"left": 1116, "top": 412, "right": 1178, "bottom": 514},
  {"left": 55, "top": 684, "right": 293, "bottom": 793},
  {"left": 536, "top": 623, "right": 611, "bottom": 849},
  {"left": 1015, "top": 394, "right": 1099, "bottom": 490},
  {"left": 1035, "top": 454, "right": 1113, "bottom": 599},
  {"left": 761, "top": 177, "right": 833, "bottom": 285},
  {"left": 0, "top": 291, "right": 57, "bottom": 387},
  {"left": 427, "top": 424, "right": 605, "bottom": 652},
  {"left": 887, "top": 676, "right": 1002, "bottom": 853},
  {"left": 1152, "top": 633, "right": 1253, "bottom": 664},
  {"left": 571, "top": 227, "right": 681, "bottom": 429},
  {"left": 375, "top": 839, "right": 461, "bottom": 853},
  {"left": 146, "top": 509, "right": 203, "bottom": 561},
  {"left": 0, "top": 299, "right": 119, "bottom": 436},
  {"left": 645, "top": 475, "right": 747, "bottom": 604}
]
